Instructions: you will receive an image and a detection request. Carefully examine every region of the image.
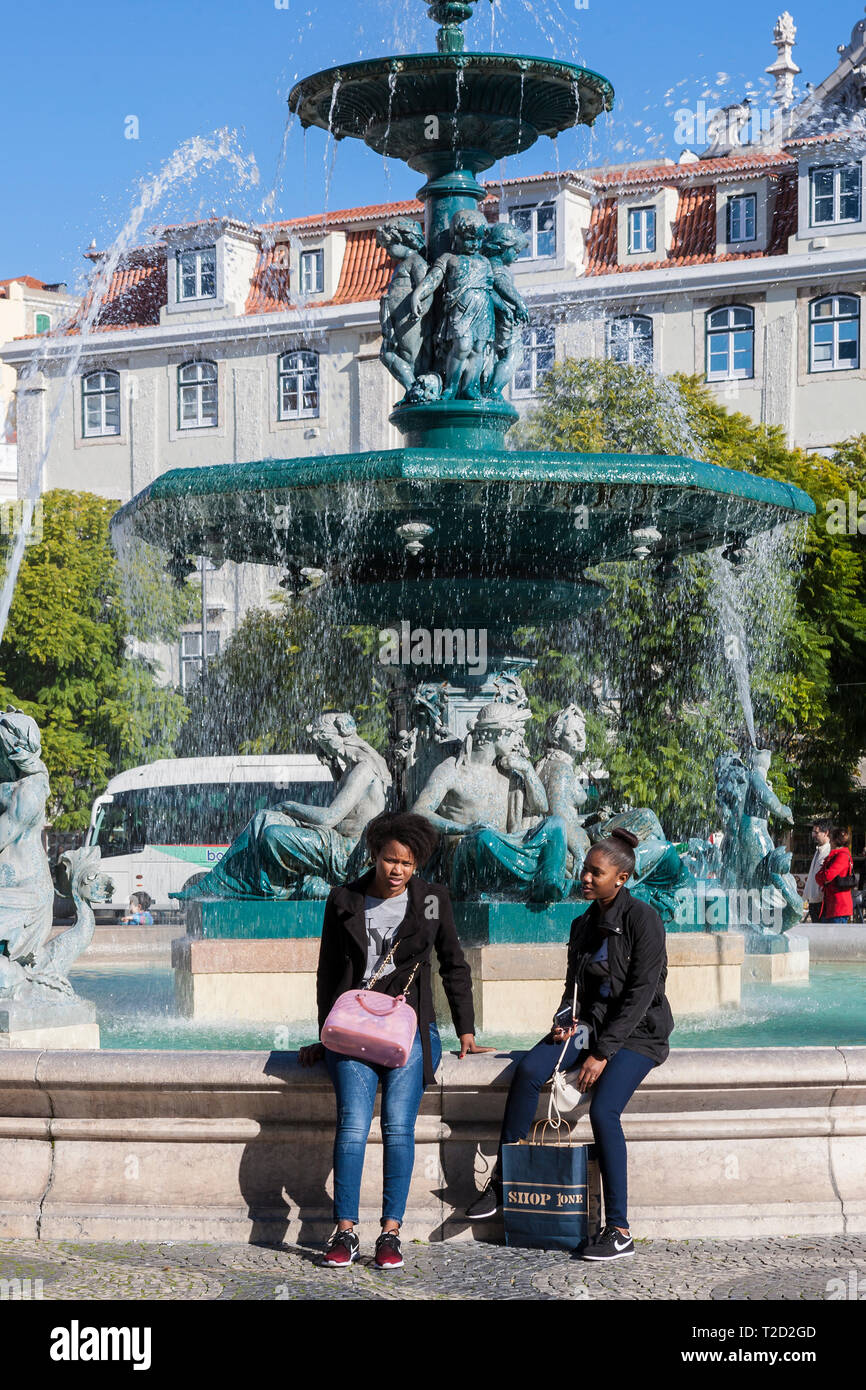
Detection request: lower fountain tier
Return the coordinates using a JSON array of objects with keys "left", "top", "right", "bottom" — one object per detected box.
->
[{"left": 113, "top": 447, "right": 815, "bottom": 627}]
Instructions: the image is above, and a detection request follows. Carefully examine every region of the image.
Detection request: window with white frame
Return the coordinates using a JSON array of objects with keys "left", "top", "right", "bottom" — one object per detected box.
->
[
  {"left": 511, "top": 204, "right": 557, "bottom": 259},
  {"left": 278, "top": 350, "right": 319, "bottom": 419},
  {"left": 177, "top": 247, "right": 217, "bottom": 301},
  {"left": 513, "top": 325, "right": 555, "bottom": 395},
  {"left": 706, "top": 306, "right": 754, "bottom": 380},
  {"left": 180, "top": 630, "right": 220, "bottom": 690},
  {"left": 82, "top": 369, "right": 121, "bottom": 437},
  {"left": 627, "top": 207, "right": 656, "bottom": 255},
  {"left": 809, "top": 165, "right": 862, "bottom": 226},
  {"left": 727, "top": 194, "right": 757, "bottom": 242},
  {"left": 178, "top": 360, "right": 218, "bottom": 429},
  {"left": 300, "top": 249, "right": 324, "bottom": 294},
  {"left": 809, "top": 295, "right": 860, "bottom": 372},
  {"left": 607, "top": 316, "right": 653, "bottom": 367}
]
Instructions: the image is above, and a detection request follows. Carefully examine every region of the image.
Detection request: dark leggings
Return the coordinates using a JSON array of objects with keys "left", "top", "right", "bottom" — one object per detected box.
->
[{"left": 500, "top": 1035, "right": 656, "bottom": 1229}]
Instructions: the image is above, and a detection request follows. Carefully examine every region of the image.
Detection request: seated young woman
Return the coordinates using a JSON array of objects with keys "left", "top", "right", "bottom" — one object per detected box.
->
[
  {"left": 299, "top": 811, "right": 491, "bottom": 1270},
  {"left": 466, "top": 827, "right": 674, "bottom": 1261}
]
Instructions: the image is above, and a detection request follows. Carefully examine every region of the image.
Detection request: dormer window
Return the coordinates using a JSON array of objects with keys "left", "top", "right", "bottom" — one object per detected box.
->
[
  {"left": 726, "top": 194, "right": 756, "bottom": 243},
  {"left": 178, "top": 247, "right": 217, "bottom": 301},
  {"left": 809, "top": 165, "right": 862, "bottom": 226},
  {"left": 511, "top": 204, "right": 556, "bottom": 259},
  {"left": 627, "top": 207, "right": 656, "bottom": 255},
  {"left": 300, "top": 249, "right": 324, "bottom": 294}
]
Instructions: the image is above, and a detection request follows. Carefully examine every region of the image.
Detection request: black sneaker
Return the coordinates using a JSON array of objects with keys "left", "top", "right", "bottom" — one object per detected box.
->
[
  {"left": 465, "top": 1167, "right": 502, "bottom": 1220},
  {"left": 580, "top": 1224, "right": 635, "bottom": 1261},
  {"left": 374, "top": 1230, "right": 404, "bottom": 1270},
  {"left": 323, "top": 1227, "right": 360, "bottom": 1267}
]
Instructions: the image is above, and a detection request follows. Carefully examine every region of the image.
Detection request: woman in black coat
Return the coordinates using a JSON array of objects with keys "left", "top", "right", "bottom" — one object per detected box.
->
[
  {"left": 299, "top": 811, "right": 489, "bottom": 1270},
  {"left": 467, "top": 827, "right": 673, "bottom": 1262}
]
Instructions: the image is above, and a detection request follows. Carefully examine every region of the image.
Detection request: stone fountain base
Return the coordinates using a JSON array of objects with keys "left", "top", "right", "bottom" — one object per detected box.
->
[
  {"left": 0, "top": 999, "right": 100, "bottom": 1050},
  {"left": 742, "top": 931, "right": 810, "bottom": 984},
  {"left": 173, "top": 899, "right": 745, "bottom": 1028}
]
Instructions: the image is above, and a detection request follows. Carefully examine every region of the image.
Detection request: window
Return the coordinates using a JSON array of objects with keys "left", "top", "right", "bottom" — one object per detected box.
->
[
  {"left": 178, "top": 361, "right": 218, "bottom": 429},
  {"left": 511, "top": 204, "right": 557, "bottom": 259},
  {"left": 727, "top": 194, "right": 757, "bottom": 243},
  {"left": 809, "top": 295, "right": 860, "bottom": 372},
  {"left": 513, "top": 325, "right": 555, "bottom": 395},
  {"left": 180, "top": 630, "right": 220, "bottom": 691},
  {"left": 177, "top": 247, "right": 217, "bottom": 301},
  {"left": 627, "top": 207, "right": 656, "bottom": 254},
  {"left": 607, "top": 316, "right": 653, "bottom": 367},
  {"left": 35, "top": 313, "right": 51, "bottom": 335},
  {"left": 706, "top": 306, "right": 754, "bottom": 381},
  {"left": 300, "top": 249, "right": 324, "bottom": 294},
  {"left": 81, "top": 369, "right": 121, "bottom": 437},
  {"left": 809, "top": 165, "right": 862, "bottom": 226},
  {"left": 278, "top": 350, "right": 319, "bottom": 419}
]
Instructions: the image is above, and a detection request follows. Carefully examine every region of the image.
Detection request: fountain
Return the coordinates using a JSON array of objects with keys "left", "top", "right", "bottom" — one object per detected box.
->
[{"left": 108, "top": 0, "right": 815, "bottom": 1031}]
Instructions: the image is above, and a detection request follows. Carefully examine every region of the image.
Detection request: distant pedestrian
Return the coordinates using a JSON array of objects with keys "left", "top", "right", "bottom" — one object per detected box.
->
[
  {"left": 803, "top": 820, "right": 832, "bottom": 922},
  {"left": 816, "top": 828, "right": 855, "bottom": 923},
  {"left": 124, "top": 891, "right": 154, "bottom": 925}
]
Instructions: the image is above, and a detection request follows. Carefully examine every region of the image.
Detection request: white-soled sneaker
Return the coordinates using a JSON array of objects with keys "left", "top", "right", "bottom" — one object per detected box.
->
[{"left": 580, "top": 1224, "right": 635, "bottom": 1261}]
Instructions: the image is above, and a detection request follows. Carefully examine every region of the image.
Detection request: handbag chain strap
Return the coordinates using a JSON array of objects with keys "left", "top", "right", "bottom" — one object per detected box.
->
[{"left": 366, "top": 941, "right": 421, "bottom": 995}]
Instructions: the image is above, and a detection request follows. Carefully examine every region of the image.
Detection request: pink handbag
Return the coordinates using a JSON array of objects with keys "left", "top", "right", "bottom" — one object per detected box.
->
[{"left": 320, "top": 949, "right": 420, "bottom": 1067}]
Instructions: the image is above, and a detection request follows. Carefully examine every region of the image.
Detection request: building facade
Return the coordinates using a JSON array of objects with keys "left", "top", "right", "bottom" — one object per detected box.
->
[{"left": 2, "top": 11, "right": 866, "bottom": 680}]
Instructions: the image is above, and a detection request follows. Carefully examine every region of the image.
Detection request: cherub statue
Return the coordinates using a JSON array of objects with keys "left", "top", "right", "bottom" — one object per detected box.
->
[
  {"left": 376, "top": 219, "right": 435, "bottom": 400},
  {"left": 174, "top": 712, "right": 391, "bottom": 901},
  {"left": 534, "top": 704, "right": 593, "bottom": 881},
  {"left": 410, "top": 208, "right": 510, "bottom": 401},
  {"left": 481, "top": 222, "right": 530, "bottom": 396}
]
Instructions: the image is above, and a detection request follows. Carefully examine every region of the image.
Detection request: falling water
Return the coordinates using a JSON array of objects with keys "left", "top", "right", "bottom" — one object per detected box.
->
[{"left": 0, "top": 131, "right": 259, "bottom": 646}]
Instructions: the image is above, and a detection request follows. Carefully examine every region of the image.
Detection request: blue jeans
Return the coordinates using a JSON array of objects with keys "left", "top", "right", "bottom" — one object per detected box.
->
[
  {"left": 324, "top": 1023, "right": 442, "bottom": 1225},
  {"left": 500, "top": 1035, "right": 656, "bottom": 1230}
]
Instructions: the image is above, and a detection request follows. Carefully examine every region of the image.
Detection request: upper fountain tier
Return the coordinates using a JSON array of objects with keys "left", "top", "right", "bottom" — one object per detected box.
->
[{"left": 288, "top": 1, "right": 614, "bottom": 183}]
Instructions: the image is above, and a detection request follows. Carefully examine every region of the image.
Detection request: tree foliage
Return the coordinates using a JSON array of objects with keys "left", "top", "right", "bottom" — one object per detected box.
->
[
  {"left": 0, "top": 490, "right": 192, "bottom": 828},
  {"left": 515, "top": 359, "right": 866, "bottom": 829}
]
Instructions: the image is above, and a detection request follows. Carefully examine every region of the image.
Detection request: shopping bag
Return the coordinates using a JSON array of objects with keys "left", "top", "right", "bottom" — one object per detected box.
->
[{"left": 502, "top": 1124, "right": 600, "bottom": 1252}]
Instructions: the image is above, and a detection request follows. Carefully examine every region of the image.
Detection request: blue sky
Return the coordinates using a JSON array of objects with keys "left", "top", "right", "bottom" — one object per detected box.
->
[{"left": 1, "top": 0, "right": 861, "bottom": 291}]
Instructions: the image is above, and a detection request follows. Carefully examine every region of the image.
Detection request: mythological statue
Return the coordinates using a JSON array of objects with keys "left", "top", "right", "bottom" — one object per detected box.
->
[
  {"left": 174, "top": 712, "right": 391, "bottom": 901},
  {"left": 714, "top": 748, "right": 801, "bottom": 931},
  {"left": 410, "top": 208, "right": 511, "bottom": 401},
  {"left": 533, "top": 704, "right": 594, "bottom": 881},
  {"left": 376, "top": 219, "right": 437, "bottom": 401},
  {"left": 589, "top": 806, "right": 694, "bottom": 922},
  {"left": 0, "top": 709, "right": 111, "bottom": 1002},
  {"left": 410, "top": 701, "right": 570, "bottom": 902},
  {"left": 481, "top": 221, "right": 530, "bottom": 396}
]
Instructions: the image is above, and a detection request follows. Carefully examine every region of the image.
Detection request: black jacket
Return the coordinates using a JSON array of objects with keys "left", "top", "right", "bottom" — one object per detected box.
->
[
  {"left": 560, "top": 887, "right": 674, "bottom": 1065},
  {"left": 316, "top": 867, "right": 476, "bottom": 1086}
]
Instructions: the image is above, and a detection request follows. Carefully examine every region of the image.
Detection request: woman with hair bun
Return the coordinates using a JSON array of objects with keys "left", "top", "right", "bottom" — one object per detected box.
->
[{"left": 467, "top": 827, "right": 674, "bottom": 1261}]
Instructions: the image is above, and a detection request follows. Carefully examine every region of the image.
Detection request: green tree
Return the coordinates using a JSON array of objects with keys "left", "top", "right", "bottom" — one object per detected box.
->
[
  {"left": 515, "top": 359, "right": 866, "bottom": 829},
  {"left": 0, "top": 490, "right": 192, "bottom": 828},
  {"left": 178, "top": 594, "right": 389, "bottom": 758}
]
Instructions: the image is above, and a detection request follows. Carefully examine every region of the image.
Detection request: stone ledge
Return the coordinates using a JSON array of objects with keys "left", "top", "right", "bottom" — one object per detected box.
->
[{"left": 0, "top": 1047, "right": 864, "bottom": 1242}]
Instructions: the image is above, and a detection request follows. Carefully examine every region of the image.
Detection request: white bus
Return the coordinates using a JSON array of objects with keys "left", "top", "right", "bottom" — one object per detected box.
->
[{"left": 84, "top": 755, "right": 334, "bottom": 917}]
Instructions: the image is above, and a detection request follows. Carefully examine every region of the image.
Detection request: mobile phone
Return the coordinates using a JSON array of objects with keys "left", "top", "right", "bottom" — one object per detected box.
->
[{"left": 553, "top": 1004, "right": 575, "bottom": 1030}]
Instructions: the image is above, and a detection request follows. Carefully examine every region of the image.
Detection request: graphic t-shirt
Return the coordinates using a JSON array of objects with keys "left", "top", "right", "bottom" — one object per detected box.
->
[{"left": 362, "top": 891, "right": 408, "bottom": 984}]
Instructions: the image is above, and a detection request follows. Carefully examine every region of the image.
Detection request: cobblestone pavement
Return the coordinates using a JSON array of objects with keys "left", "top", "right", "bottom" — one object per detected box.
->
[{"left": 0, "top": 1236, "right": 864, "bottom": 1300}]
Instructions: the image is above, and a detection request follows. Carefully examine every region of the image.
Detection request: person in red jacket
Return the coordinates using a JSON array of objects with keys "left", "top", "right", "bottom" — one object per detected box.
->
[{"left": 816, "top": 826, "right": 855, "bottom": 923}]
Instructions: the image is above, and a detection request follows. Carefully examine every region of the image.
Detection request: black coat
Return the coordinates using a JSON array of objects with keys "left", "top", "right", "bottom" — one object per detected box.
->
[
  {"left": 560, "top": 887, "right": 674, "bottom": 1065},
  {"left": 316, "top": 867, "right": 476, "bottom": 1086}
]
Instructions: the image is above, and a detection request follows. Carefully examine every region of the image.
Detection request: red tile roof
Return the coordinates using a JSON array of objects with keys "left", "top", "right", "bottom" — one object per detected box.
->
[
  {"left": 766, "top": 173, "right": 798, "bottom": 256},
  {"left": 594, "top": 150, "right": 795, "bottom": 190},
  {"left": 327, "top": 229, "right": 391, "bottom": 303},
  {"left": 0, "top": 275, "right": 48, "bottom": 291},
  {"left": 583, "top": 198, "right": 617, "bottom": 274},
  {"left": 246, "top": 242, "right": 292, "bottom": 315},
  {"left": 271, "top": 199, "right": 424, "bottom": 232},
  {"left": 69, "top": 249, "right": 166, "bottom": 333}
]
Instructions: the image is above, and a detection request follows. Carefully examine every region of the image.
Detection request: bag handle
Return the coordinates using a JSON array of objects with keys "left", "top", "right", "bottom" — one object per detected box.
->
[
  {"left": 531, "top": 1116, "right": 574, "bottom": 1146},
  {"left": 356, "top": 992, "right": 401, "bottom": 1017},
  {"left": 366, "top": 942, "right": 421, "bottom": 996},
  {"left": 551, "top": 983, "right": 578, "bottom": 1078}
]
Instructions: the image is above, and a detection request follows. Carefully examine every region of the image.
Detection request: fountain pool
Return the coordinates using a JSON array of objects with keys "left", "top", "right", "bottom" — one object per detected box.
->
[{"left": 69, "top": 960, "right": 866, "bottom": 1051}]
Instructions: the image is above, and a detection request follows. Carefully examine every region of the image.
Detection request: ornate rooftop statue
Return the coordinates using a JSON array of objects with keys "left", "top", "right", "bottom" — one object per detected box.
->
[
  {"left": 174, "top": 712, "right": 391, "bottom": 901},
  {"left": 411, "top": 700, "right": 570, "bottom": 901}
]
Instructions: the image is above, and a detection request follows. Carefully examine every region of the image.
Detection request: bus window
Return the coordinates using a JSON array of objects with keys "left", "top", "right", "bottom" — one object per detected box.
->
[{"left": 94, "top": 780, "right": 333, "bottom": 852}]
